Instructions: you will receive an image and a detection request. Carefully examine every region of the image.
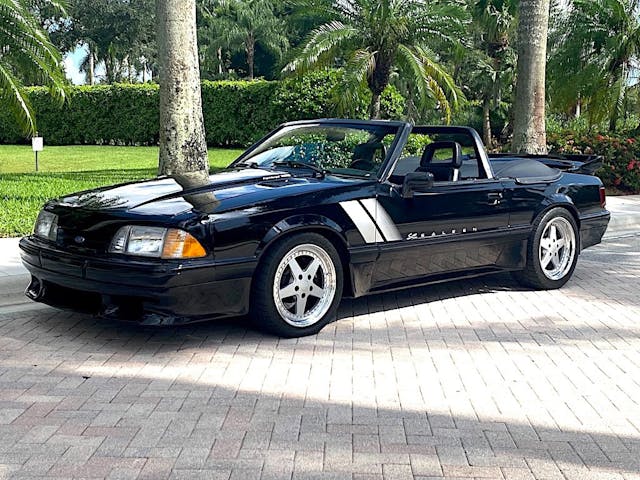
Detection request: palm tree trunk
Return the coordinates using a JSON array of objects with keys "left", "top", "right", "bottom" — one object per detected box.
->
[
  {"left": 369, "top": 92, "right": 382, "bottom": 119},
  {"left": 88, "top": 50, "right": 95, "bottom": 86},
  {"left": 246, "top": 35, "right": 255, "bottom": 80},
  {"left": 512, "top": 0, "right": 550, "bottom": 154},
  {"left": 104, "top": 59, "right": 112, "bottom": 84},
  {"left": 483, "top": 97, "right": 492, "bottom": 148},
  {"left": 157, "top": 0, "right": 209, "bottom": 176},
  {"left": 609, "top": 67, "right": 626, "bottom": 133},
  {"left": 367, "top": 57, "right": 391, "bottom": 120},
  {"left": 217, "top": 47, "right": 223, "bottom": 75}
]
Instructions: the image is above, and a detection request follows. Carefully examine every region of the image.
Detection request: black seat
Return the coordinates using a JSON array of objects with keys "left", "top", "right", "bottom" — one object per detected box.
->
[{"left": 416, "top": 141, "right": 463, "bottom": 182}]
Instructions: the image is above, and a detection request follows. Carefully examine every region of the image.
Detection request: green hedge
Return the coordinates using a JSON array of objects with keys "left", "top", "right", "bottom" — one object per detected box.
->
[
  {"left": 548, "top": 132, "right": 640, "bottom": 193},
  {"left": 0, "top": 72, "right": 404, "bottom": 147}
]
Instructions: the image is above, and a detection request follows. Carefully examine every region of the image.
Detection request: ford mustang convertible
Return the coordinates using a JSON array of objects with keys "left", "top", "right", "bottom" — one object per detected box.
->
[{"left": 20, "top": 119, "right": 610, "bottom": 337}]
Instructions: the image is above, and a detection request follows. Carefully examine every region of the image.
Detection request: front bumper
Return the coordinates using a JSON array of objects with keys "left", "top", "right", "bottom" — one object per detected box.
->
[{"left": 19, "top": 236, "right": 255, "bottom": 325}]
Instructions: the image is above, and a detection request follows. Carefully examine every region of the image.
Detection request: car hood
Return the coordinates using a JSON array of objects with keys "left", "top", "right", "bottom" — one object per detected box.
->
[{"left": 54, "top": 168, "right": 363, "bottom": 217}]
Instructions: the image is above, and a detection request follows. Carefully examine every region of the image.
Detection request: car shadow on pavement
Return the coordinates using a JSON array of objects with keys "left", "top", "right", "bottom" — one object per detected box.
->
[{"left": 6, "top": 268, "right": 638, "bottom": 353}]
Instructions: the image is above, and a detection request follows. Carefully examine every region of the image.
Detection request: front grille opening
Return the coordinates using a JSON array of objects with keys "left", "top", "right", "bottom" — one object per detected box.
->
[
  {"left": 42, "top": 281, "right": 102, "bottom": 314},
  {"left": 103, "top": 295, "right": 145, "bottom": 321}
]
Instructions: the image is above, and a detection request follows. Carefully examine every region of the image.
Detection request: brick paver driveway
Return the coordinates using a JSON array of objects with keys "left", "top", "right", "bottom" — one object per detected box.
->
[{"left": 0, "top": 235, "right": 639, "bottom": 480}]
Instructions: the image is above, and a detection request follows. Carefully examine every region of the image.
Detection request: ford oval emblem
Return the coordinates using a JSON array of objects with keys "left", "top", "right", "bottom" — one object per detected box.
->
[{"left": 74, "top": 235, "right": 85, "bottom": 244}]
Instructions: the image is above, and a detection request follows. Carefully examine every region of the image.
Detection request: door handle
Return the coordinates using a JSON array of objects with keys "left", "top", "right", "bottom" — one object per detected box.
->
[{"left": 487, "top": 192, "right": 503, "bottom": 205}]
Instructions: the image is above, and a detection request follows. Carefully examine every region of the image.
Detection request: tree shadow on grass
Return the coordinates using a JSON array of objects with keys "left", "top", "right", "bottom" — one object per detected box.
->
[{"left": 0, "top": 167, "right": 227, "bottom": 184}]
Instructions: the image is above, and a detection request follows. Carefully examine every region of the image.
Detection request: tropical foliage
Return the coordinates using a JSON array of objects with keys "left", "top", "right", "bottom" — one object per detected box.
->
[
  {"left": 199, "top": 0, "right": 288, "bottom": 80},
  {"left": 0, "top": 0, "right": 67, "bottom": 134},
  {"left": 5, "top": 0, "right": 640, "bottom": 149},
  {"left": 283, "top": 0, "right": 466, "bottom": 121},
  {"left": 48, "top": 0, "right": 156, "bottom": 84},
  {"left": 454, "top": 0, "right": 516, "bottom": 146},
  {"left": 0, "top": 73, "right": 403, "bottom": 147},
  {"left": 549, "top": 131, "right": 640, "bottom": 192},
  {"left": 549, "top": 0, "right": 640, "bottom": 132}
]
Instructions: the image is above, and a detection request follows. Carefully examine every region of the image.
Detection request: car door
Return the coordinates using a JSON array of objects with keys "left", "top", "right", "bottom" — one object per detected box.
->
[{"left": 369, "top": 178, "right": 512, "bottom": 289}]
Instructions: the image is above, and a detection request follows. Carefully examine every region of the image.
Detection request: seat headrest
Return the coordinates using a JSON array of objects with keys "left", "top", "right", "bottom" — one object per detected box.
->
[{"left": 420, "top": 141, "right": 463, "bottom": 168}]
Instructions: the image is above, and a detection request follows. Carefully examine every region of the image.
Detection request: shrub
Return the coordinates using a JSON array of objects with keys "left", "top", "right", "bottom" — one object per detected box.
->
[
  {"left": 0, "top": 72, "right": 404, "bottom": 147},
  {"left": 0, "top": 84, "right": 160, "bottom": 145},
  {"left": 548, "top": 132, "right": 640, "bottom": 193}
]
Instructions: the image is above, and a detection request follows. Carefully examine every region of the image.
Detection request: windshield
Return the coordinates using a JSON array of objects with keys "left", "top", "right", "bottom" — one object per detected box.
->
[{"left": 236, "top": 123, "right": 401, "bottom": 177}]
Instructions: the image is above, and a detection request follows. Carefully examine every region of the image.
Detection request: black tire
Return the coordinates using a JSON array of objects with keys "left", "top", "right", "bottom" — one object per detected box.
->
[
  {"left": 251, "top": 232, "right": 344, "bottom": 338},
  {"left": 512, "top": 207, "right": 579, "bottom": 290}
]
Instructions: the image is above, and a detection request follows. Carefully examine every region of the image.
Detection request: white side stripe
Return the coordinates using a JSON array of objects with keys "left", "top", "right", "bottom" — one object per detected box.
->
[
  {"left": 340, "top": 200, "right": 381, "bottom": 244},
  {"left": 361, "top": 198, "right": 402, "bottom": 242},
  {"left": 340, "top": 198, "right": 402, "bottom": 243}
]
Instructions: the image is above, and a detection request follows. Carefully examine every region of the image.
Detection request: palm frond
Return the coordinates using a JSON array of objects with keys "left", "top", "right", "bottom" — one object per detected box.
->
[
  {"left": 283, "top": 21, "right": 358, "bottom": 74},
  {"left": 396, "top": 44, "right": 463, "bottom": 123},
  {"left": 333, "top": 48, "right": 376, "bottom": 115},
  {"left": 0, "top": 0, "right": 67, "bottom": 134},
  {"left": 0, "top": 61, "right": 36, "bottom": 133}
]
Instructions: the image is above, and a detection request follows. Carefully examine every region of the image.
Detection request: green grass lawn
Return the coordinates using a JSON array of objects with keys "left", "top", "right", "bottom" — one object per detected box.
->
[{"left": 0, "top": 145, "right": 243, "bottom": 237}]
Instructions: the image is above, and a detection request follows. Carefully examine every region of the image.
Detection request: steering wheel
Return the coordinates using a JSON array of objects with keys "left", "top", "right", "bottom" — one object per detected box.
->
[
  {"left": 348, "top": 144, "right": 386, "bottom": 171},
  {"left": 348, "top": 159, "right": 377, "bottom": 171}
]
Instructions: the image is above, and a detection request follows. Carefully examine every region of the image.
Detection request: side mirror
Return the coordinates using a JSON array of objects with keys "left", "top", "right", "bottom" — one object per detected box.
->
[{"left": 402, "top": 171, "right": 434, "bottom": 198}]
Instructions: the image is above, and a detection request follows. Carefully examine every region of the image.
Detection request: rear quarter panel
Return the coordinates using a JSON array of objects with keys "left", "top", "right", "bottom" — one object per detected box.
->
[{"left": 505, "top": 173, "right": 605, "bottom": 229}]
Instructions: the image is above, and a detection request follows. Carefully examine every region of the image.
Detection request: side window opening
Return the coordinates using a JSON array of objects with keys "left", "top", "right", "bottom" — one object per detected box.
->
[{"left": 389, "top": 130, "right": 486, "bottom": 185}]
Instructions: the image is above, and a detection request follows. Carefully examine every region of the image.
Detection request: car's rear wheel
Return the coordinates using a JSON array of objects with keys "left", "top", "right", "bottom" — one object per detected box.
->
[
  {"left": 251, "top": 233, "right": 343, "bottom": 337},
  {"left": 512, "top": 208, "right": 579, "bottom": 290}
]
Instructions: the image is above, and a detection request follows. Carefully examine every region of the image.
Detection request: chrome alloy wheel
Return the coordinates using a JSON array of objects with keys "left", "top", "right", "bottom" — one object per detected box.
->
[
  {"left": 273, "top": 243, "right": 337, "bottom": 327},
  {"left": 539, "top": 217, "right": 576, "bottom": 281}
]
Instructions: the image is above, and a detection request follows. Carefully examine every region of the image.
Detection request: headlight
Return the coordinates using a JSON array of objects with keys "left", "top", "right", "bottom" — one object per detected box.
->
[
  {"left": 109, "top": 226, "right": 206, "bottom": 259},
  {"left": 34, "top": 210, "right": 58, "bottom": 241}
]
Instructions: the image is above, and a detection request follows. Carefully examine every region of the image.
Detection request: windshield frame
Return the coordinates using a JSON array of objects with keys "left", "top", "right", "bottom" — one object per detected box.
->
[{"left": 229, "top": 119, "right": 410, "bottom": 180}]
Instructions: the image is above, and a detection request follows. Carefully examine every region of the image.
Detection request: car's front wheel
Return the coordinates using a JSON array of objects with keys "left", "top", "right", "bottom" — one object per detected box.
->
[
  {"left": 251, "top": 233, "right": 343, "bottom": 337},
  {"left": 513, "top": 207, "right": 579, "bottom": 289}
]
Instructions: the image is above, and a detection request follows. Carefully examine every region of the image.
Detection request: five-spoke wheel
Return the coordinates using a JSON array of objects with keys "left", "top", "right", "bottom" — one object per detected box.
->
[
  {"left": 538, "top": 217, "right": 576, "bottom": 281},
  {"left": 251, "top": 233, "right": 343, "bottom": 337},
  {"left": 513, "top": 207, "right": 579, "bottom": 289},
  {"left": 273, "top": 244, "right": 337, "bottom": 327}
]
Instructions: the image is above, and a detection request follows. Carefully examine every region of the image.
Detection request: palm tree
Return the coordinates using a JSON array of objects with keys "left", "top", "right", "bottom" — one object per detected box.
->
[
  {"left": 203, "top": 0, "right": 288, "bottom": 80},
  {"left": 463, "top": 0, "right": 516, "bottom": 146},
  {"left": 283, "top": 0, "right": 466, "bottom": 121},
  {"left": 549, "top": 0, "right": 640, "bottom": 132},
  {"left": 156, "top": 0, "right": 209, "bottom": 176},
  {"left": 0, "top": 0, "right": 67, "bottom": 135},
  {"left": 512, "top": 0, "right": 550, "bottom": 154}
]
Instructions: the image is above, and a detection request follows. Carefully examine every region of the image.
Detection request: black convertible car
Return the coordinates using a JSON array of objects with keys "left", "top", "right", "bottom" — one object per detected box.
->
[{"left": 20, "top": 119, "right": 610, "bottom": 337}]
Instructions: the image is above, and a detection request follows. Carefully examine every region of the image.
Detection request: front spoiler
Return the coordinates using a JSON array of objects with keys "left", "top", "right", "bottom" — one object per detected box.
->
[{"left": 19, "top": 236, "right": 255, "bottom": 325}]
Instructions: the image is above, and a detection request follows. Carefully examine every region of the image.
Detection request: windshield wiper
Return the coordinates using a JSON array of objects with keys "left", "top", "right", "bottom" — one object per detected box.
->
[
  {"left": 272, "top": 160, "right": 328, "bottom": 178},
  {"left": 231, "top": 161, "right": 260, "bottom": 170}
]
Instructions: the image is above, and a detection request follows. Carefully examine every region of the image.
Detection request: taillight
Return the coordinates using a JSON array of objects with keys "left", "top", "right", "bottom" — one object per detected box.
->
[{"left": 599, "top": 186, "right": 606, "bottom": 209}]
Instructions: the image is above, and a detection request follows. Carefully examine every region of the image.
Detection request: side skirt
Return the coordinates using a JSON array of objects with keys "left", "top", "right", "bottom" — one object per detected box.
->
[{"left": 365, "top": 266, "right": 518, "bottom": 297}]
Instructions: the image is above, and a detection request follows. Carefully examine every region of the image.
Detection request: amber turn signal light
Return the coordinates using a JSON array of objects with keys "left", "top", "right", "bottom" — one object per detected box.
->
[{"left": 161, "top": 229, "right": 206, "bottom": 259}]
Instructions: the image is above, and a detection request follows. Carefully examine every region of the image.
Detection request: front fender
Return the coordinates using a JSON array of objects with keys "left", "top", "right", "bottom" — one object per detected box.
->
[{"left": 258, "top": 214, "right": 347, "bottom": 255}]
